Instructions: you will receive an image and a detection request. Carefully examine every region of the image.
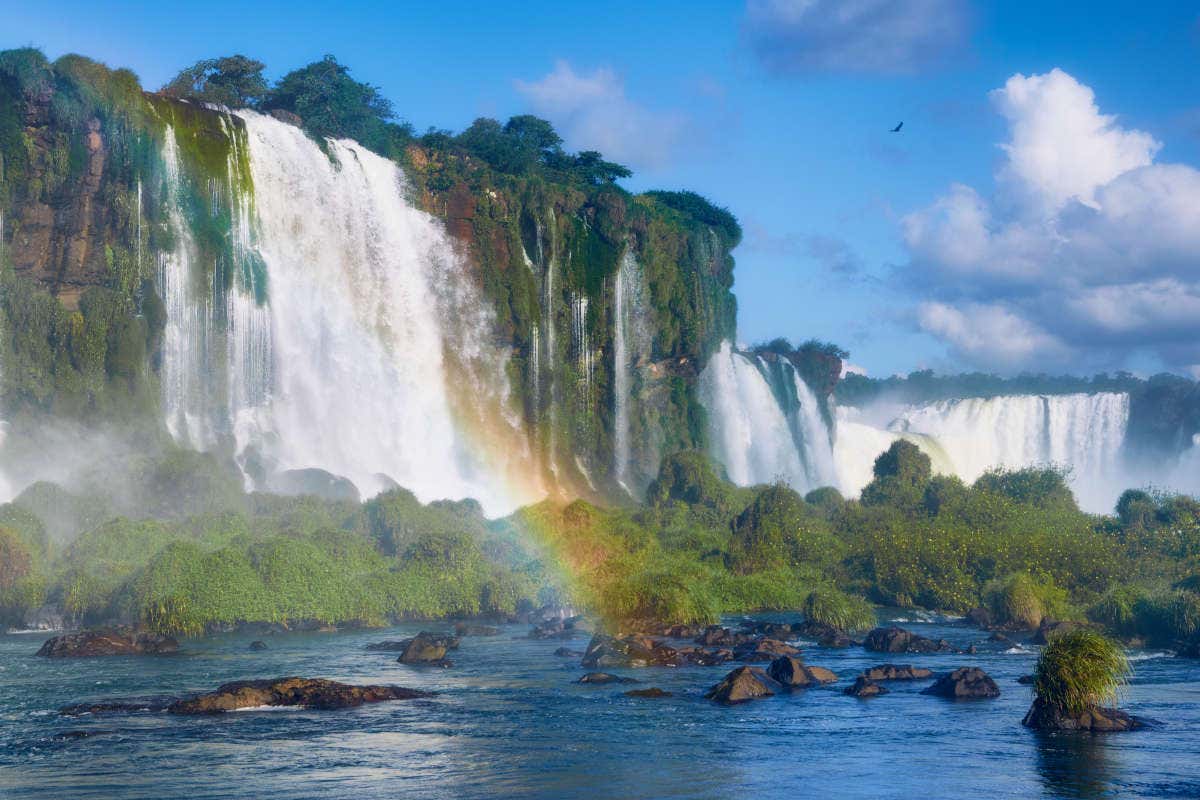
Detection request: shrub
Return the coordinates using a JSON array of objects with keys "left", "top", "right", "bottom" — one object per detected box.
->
[
  {"left": 729, "top": 484, "right": 841, "bottom": 574},
  {"left": 1034, "top": 629, "right": 1129, "bottom": 715},
  {"left": 982, "top": 572, "right": 1069, "bottom": 629},
  {"left": 1088, "top": 584, "right": 1151, "bottom": 637}
]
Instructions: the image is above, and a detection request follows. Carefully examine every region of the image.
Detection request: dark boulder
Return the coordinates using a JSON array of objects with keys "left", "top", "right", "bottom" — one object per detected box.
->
[
  {"left": 397, "top": 633, "right": 456, "bottom": 666},
  {"left": 704, "top": 666, "right": 781, "bottom": 704},
  {"left": 921, "top": 667, "right": 1000, "bottom": 699},
  {"left": 625, "top": 688, "right": 672, "bottom": 698},
  {"left": 248, "top": 641, "right": 268, "bottom": 651},
  {"left": 168, "top": 677, "right": 429, "bottom": 713},
  {"left": 681, "top": 646, "right": 734, "bottom": 666},
  {"left": 1017, "top": 674, "right": 1036, "bottom": 685},
  {"left": 844, "top": 677, "right": 889, "bottom": 697},
  {"left": 577, "top": 672, "right": 638, "bottom": 685},
  {"left": 766, "top": 656, "right": 837, "bottom": 687},
  {"left": 861, "top": 664, "right": 933, "bottom": 682},
  {"left": 36, "top": 628, "right": 179, "bottom": 658},
  {"left": 695, "top": 626, "right": 756, "bottom": 648},
  {"left": 1021, "top": 698, "right": 1152, "bottom": 732},
  {"left": 581, "top": 634, "right": 678, "bottom": 668},
  {"left": 864, "top": 626, "right": 952, "bottom": 654}
]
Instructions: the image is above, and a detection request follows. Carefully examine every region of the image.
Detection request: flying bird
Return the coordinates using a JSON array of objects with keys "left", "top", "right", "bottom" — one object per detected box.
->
[{"left": 889, "top": 122, "right": 903, "bottom": 133}]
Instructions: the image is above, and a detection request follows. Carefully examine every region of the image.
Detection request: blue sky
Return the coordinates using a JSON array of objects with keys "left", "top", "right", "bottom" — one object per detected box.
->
[{"left": 7, "top": 0, "right": 1200, "bottom": 377}]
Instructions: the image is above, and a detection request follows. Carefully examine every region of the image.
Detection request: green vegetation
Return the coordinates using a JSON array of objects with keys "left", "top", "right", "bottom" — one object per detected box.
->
[
  {"left": 982, "top": 572, "right": 1069, "bottom": 629},
  {"left": 161, "top": 55, "right": 269, "bottom": 108},
  {"left": 1034, "top": 629, "right": 1129, "bottom": 715},
  {"left": 803, "top": 588, "right": 875, "bottom": 632}
]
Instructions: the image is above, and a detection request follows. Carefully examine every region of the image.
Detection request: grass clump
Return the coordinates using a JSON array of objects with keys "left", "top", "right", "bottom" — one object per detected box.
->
[
  {"left": 1034, "top": 629, "right": 1129, "bottom": 715},
  {"left": 982, "top": 572, "right": 1070, "bottom": 629},
  {"left": 802, "top": 587, "right": 876, "bottom": 632}
]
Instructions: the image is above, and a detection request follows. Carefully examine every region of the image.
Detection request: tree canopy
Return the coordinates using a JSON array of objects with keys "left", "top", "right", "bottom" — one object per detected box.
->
[{"left": 161, "top": 55, "right": 269, "bottom": 108}]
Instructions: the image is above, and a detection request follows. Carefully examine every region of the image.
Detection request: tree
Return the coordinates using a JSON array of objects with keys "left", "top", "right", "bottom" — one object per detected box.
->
[
  {"left": 263, "top": 55, "right": 394, "bottom": 145},
  {"left": 860, "top": 440, "right": 932, "bottom": 510},
  {"left": 161, "top": 55, "right": 268, "bottom": 108},
  {"left": 975, "top": 466, "right": 1077, "bottom": 512},
  {"left": 729, "top": 483, "right": 839, "bottom": 573},
  {"left": 502, "top": 115, "right": 562, "bottom": 157},
  {"left": 0, "top": 528, "right": 31, "bottom": 593},
  {"left": 572, "top": 150, "right": 632, "bottom": 185}
]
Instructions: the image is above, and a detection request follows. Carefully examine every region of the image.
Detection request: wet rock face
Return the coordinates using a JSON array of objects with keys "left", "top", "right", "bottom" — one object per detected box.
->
[
  {"left": 861, "top": 664, "right": 933, "bottom": 682},
  {"left": 36, "top": 628, "right": 179, "bottom": 658},
  {"left": 844, "top": 677, "right": 889, "bottom": 697},
  {"left": 167, "top": 677, "right": 430, "bottom": 714},
  {"left": 921, "top": 668, "right": 1000, "bottom": 699},
  {"left": 705, "top": 666, "right": 781, "bottom": 704},
  {"left": 1021, "top": 698, "right": 1151, "bottom": 732},
  {"left": 765, "top": 656, "right": 837, "bottom": 688},
  {"left": 863, "top": 627, "right": 953, "bottom": 654},
  {"left": 397, "top": 633, "right": 457, "bottom": 666}
]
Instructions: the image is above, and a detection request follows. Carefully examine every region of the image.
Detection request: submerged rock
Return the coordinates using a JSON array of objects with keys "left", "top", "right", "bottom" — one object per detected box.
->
[
  {"left": 454, "top": 623, "right": 500, "bottom": 637},
  {"left": 766, "top": 656, "right": 837, "bottom": 687},
  {"left": 249, "top": 641, "right": 268, "bottom": 651},
  {"left": 864, "top": 626, "right": 953, "bottom": 654},
  {"left": 553, "top": 647, "right": 584, "bottom": 658},
  {"left": 844, "top": 677, "right": 889, "bottom": 697},
  {"left": 921, "top": 667, "right": 1000, "bottom": 699},
  {"left": 36, "top": 628, "right": 179, "bottom": 658},
  {"left": 60, "top": 696, "right": 177, "bottom": 716},
  {"left": 1021, "top": 698, "right": 1152, "bottom": 732},
  {"left": 577, "top": 672, "right": 638, "bottom": 685},
  {"left": 168, "top": 677, "right": 429, "bottom": 714},
  {"left": 861, "top": 664, "right": 933, "bottom": 682},
  {"left": 625, "top": 688, "right": 672, "bottom": 698},
  {"left": 705, "top": 666, "right": 781, "bottom": 704}
]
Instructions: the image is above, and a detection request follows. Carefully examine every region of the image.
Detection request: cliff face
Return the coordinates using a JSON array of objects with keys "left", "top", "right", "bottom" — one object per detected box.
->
[{"left": 0, "top": 50, "right": 738, "bottom": 501}]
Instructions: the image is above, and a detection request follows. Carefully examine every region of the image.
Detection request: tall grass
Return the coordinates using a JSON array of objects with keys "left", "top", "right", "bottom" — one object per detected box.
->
[{"left": 1034, "top": 629, "right": 1130, "bottom": 715}]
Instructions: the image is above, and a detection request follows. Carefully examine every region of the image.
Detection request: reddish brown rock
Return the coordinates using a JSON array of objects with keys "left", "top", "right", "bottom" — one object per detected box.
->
[{"left": 36, "top": 628, "right": 179, "bottom": 658}]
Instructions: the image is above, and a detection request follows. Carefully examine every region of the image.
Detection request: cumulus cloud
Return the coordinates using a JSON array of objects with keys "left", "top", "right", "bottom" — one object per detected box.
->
[
  {"left": 515, "top": 61, "right": 687, "bottom": 170},
  {"left": 744, "top": 0, "right": 970, "bottom": 76},
  {"left": 902, "top": 69, "right": 1200, "bottom": 374}
]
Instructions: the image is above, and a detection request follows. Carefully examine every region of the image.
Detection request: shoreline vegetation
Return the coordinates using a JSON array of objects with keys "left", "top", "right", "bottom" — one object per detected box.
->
[{"left": 2, "top": 442, "right": 1198, "bottom": 661}]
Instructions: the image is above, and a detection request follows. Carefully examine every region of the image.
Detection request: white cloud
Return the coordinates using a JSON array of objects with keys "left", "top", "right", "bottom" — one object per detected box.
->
[
  {"left": 744, "top": 0, "right": 970, "bottom": 75},
  {"left": 917, "top": 301, "right": 1069, "bottom": 369},
  {"left": 991, "top": 69, "right": 1160, "bottom": 212},
  {"left": 515, "top": 61, "right": 687, "bottom": 170},
  {"left": 903, "top": 69, "right": 1200, "bottom": 374}
]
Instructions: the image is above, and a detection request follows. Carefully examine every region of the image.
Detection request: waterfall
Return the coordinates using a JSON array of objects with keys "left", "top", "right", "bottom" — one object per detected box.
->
[
  {"left": 224, "top": 110, "right": 519, "bottom": 512},
  {"left": 157, "top": 125, "right": 220, "bottom": 450},
  {"left": 612, "top": 248, "right": 649, "bottom": 490},
  {"left": 833, "top": 393, "right": 1131, "bottom": 512},
  {"left": 699, "top": 342, "right": 835, "bottom": 492}
]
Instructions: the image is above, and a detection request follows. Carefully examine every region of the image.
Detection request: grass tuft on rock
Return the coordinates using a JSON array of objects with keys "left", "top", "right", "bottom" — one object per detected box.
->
[
  {"left": 1033, "top": 629, "right": 1129, "bottom": 716},
  {"left": 803, "top": 588, "right": 876, "bottom": 632}
]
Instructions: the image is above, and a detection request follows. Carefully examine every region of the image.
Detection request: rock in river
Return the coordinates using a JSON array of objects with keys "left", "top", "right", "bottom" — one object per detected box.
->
[
  {"left": 844, "top": 677, "right": 889, "bottom": 697},
  {"left": 36, "top": 628, "right": 179, "bottom": 658},
  {"left": 860, "top": 664, "right": 933, "bottom": 682},
  {"left": 397, "top": 633, "right": 455, "bottom": 666},
  {"left": 921, "top": 667, "right": 1000, "bottom": 699},
  {"left": 168, "top": 677, "right": 429, "bottom": 714},
  {"left": 577, "top": 672, "right": 638, "bottom": 685},
  {"left": 766, "top": 656, "right": 837, "bottom": 687},
  {"left": 1021, "top": 698, "right": 1152, "bottom": 732},
  {"left": 705, "top": 666, "right": 781, "bottom": 704},
  {"left": 864, "top": 626, "right": 953, "bottom": 654},
  {"left": 625, "top": 688, "right": 672, "bottom": 699}
]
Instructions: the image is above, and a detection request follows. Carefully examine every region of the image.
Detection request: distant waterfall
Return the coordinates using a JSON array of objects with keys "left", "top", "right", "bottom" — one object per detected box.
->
[
  {"left": 613, "top": 248, "right": 650, "bottom": 491},
  {"left": 834, "top": 393, "right": 1131, "bottom": 512},
  {"left": 699, "top": 342, "right": 836, "bottom": 492}
]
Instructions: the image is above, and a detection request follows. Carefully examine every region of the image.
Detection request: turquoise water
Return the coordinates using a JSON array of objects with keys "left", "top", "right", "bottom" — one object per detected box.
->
[{"left": 1, "top": 613, "right": 1198, "bottom": 799}]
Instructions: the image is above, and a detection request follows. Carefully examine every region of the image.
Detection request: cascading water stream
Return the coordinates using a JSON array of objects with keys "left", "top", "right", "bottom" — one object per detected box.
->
[
  {"left": 612, "top": 249, "right": 649, "bottom": 491},
  {"left": 228, "top": 110, "right": 519, "bottom": 511}
]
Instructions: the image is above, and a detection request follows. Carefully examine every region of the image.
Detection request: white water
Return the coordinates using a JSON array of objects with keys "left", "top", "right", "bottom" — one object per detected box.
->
[
  {"left": 613, "top": 248, "right": 650, "bottom": 490},
  {"left": 157, "top": 126, "right": 219, "bottom": 450},
  {"left": 834, "top": 393, "right": 1130, "bottom": 511},
  {"left": 699, "top": 342, "right": 832, "bottom": 491},
  {"left": 226, "top": 111, "right": 520, "bottom": 512}
]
